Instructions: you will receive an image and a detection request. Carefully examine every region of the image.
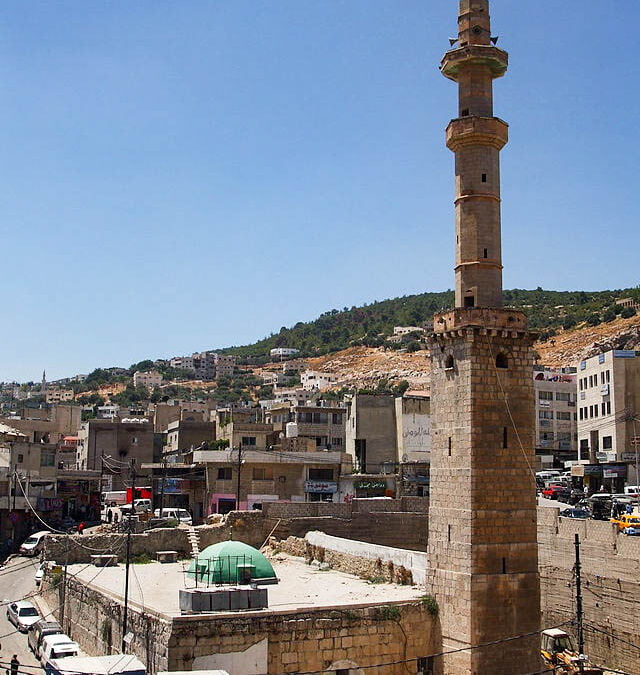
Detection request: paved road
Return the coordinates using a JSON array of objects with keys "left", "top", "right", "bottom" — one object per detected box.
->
[{"left": 0, "top": 556, "right": 41, "bottom": 672}]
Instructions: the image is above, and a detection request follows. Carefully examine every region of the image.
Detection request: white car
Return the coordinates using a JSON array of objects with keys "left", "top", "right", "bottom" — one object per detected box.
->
[
  {"left": 153, "top": 508, "right": 193, "bottom": 525},
  {"left": 6, "top": 600, "right": 41, "bottom": 632},
  {"left": 40, "top": 633, "right": 80, "bottom": 667},
  {"left": 19, "top": 531, "right": 50, "bottom": 556}
]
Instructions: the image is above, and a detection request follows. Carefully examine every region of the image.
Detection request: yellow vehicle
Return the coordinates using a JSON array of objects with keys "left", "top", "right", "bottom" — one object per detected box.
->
[
  {"left": 541, "top": 629, "right": 603, "bottom": 674},
  {"left": 610, "top": 513, "right": 640, "bottom": 532}
]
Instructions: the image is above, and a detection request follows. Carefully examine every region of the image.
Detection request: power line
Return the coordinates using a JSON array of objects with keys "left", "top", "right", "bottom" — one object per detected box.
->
[{"left": 583, "top": 623, "right": 640, "bottom": 653}]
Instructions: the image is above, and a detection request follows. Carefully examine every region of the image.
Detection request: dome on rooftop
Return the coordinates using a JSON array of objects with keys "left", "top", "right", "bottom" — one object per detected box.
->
[{"left": 187, "top": 540, "right": 277, "bottom": 585}]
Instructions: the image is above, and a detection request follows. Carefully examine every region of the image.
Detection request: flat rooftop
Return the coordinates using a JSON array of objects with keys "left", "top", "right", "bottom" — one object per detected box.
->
[{"left": 67, "top": 553, "right": 423, "bottom": 618}]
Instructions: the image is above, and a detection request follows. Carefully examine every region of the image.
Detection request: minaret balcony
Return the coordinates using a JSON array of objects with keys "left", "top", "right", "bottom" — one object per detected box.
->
[
  {"left": 446, "top": 116, "right": 508, "bottom": 152},
  {"left": 440, "top": 45, "right": 508, "bottom": 81}
]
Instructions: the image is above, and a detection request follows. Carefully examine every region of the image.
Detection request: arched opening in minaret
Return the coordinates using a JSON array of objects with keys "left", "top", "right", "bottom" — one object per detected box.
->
[
  {"left": 496, "top": 353, "right": 509, "bottom": 369},
  {"left": 445, "top": 355, "right": 455, "bottom": 370}
]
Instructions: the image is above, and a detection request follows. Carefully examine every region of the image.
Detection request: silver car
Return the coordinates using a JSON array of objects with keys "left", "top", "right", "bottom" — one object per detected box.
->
[{"left": 6, "top": 600, "right": 40, "bottom": 632}]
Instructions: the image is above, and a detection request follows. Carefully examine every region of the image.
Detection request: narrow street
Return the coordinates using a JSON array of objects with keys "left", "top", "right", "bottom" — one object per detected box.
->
[{"left": 0, "top": 557, "right": 42, "bottom": 672}]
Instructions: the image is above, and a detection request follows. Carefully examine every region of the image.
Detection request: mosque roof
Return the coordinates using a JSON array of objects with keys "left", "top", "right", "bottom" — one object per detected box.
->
[{"left": 187, "top": 540, "right": 277, "bottom": 585}]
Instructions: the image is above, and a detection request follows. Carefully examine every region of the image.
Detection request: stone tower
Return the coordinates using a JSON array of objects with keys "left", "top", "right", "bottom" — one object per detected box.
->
[{"left": 427, "top": 2, "right": 541, "bottom": 673}]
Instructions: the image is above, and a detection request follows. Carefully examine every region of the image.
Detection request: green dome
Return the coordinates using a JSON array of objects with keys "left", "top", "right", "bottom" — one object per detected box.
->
[{"left": 187, "top": 540, "right": 277, "bottom": 585}]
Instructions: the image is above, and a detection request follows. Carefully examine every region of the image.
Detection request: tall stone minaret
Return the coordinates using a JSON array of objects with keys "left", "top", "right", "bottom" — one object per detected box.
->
[
  {"left": 42, "top": 370, "right": 47, "bottom": 394},
  {"left": 427, "top": 2, "right": 541, "bottom": 673}
]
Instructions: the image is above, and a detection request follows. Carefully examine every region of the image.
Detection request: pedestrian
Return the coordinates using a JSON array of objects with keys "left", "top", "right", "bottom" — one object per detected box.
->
[
  {"left": 10, "top": 654, "right": 19, "bottom": 675},
  {"left": 77, "top": 521, "right": 85, "bottom": 535},
  {"left": 107, "top": 508, "right": 113, "bottom": 524},
  {"left": 113, "top": 511, "right": 119, "bottom": 525}
]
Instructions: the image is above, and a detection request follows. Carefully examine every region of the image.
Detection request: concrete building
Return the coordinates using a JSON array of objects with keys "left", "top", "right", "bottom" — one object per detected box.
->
[
  {"left": 45, "top": 388, "right": 74, "bottom": 404},
  {"left": 576, "top": 349, "right": 640, "bottom": 487},
  {"left": 77, "top": 418, "right": 155, "bottom": 490},
  {"left": 165, "top": 419, "right": 216, "bottom": 458},
  {"left": 266, "top": 401, "right": 346, "bottom": 451},
  {"left": 300, "top": 370, "right": 338, "bottom": 391},
  {"left": 395, "top": 393, "right": 431, "bottom": 496},
  {"left": 0, "top": 404, "right": 81, "bottom": 445},
  {"left": 427, "top": 2, "right": 540, "bottom": 672},
  {"left": 194, "top": 447, "right": 347, "bottom": 513},
  {"left": 534, "top": 366, "right": 578, "bottom": 466},
  {"left": 133, "top": 370, "right": 163, "bottom": 389},
  {"left": 269, "top": 347, "right": 300, "bottom": 361},
  {"left": 345, "top": 394, "right": 397, "bottom": 474}
]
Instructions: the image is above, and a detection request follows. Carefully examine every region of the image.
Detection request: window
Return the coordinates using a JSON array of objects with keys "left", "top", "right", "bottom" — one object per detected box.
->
[
  {"left": 603, "top": 436, "right": 613, "bottom": 449},
  {"left": 309, "top": 468, "right": 334, "bottom": 481},
  {"left": 332, "top": 413, "right": 343, "bottom": 424},
  {"left": 17, "top": 454, "right": 23, "bottom": 463},
  {"left": 481, "top": 173, "right": 487, "bottom": 183},
  {"left": 502, "top": 427, "right": 508, "bottom": 449},
  {"left": 417, "top": 656, "right": 434, "bottom": 675},
  {"left": 253, "top": 467, "right": 273, "bottom": 481},
  {"left": 556, "top": 412, "right": 571, "bottom": 421},
  {"left": 445, "top": 355, "right": 455, "bottom": 370},
  {"left": 557, "top": 432, "right": 571, "bottom": 442},
  {"left": 496, "top": 353, "right": 508, "bottom": 369},
  {"left": 483, "top": 248, "right": 488, "bottom": 258},
  {"left": 580, "top": 439, "right": 589, "bottom": 451},
  {"left": 40, "top": 449, "right": 55, "bottom": 468},
  {"left": 606, "top": 370, "right": 611, "bottom": 383},
  {"left": 601, "top": 402, "right": 606, "bottom": 416},
  {"left": 241, "top": 436, "right": 256, "bottom": 447},
  {"left": 217, "top": 467, "right": 232, "bottom": 480},
  {"left": 579, "top": 379, "right": 583, "bottom": 391},
  {"left": 448, "top": 436, "right": 452, "bottom": 456},
  {"left": 332, "top": 437, "right": 343, "bottom": 446},
  {"left": 539, "top": 411, "right": 553, "bottom": 419},
  {"left": 539, "top": 391, "right": 553, "bottom": 401},
  {"left": 579, "top": 408, "right": 584, "bottom": 420},
  {"left": 606, "top": 401, "right": 611, "bottom": 415},
  {"left": 556, "top": 392, "right": 571, "bottom": 402}
]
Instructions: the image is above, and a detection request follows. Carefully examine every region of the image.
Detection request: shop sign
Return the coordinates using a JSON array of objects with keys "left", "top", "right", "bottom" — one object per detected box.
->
[
  {"left": 161, "top": 478, "right": 185, "bottom": 495},
  {"left": 603, "top": 464, "right": 627, "bottom": 479},
  {"left": 583, "top": 465, "right": 603, "bottom": 477},
  {"left": 36, "top": 497, "right": 63, "bottom": 512},
  {"left": 613, "top": 350, "right": 638, "bottom": 359},
  {"left": 304, "top": 480, "right": 337, "bottom": 494},
  {"left": 355, "top": 481, "right": 386, "bottom": 490},
  {"left": 57, "top": 480, "right": 83, "bottom": 493},
  {"left": 622, "top": 452, "right": 640, "bottom": 462}
]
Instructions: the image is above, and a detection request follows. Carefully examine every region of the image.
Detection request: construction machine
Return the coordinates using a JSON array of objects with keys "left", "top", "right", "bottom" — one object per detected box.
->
[{"left": 541, "top": 628, "right": 603, "bottom": 674}]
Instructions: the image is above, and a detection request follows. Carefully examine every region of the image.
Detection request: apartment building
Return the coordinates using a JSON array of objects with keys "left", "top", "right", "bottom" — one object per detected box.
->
[
  {"left": 77, "top": 417, "right": 155, "bottom": 490},
  {"left": 270, "top": 347, "right": 300, "bottom": 361},
  {"left": 169, "top": 352, "right": 236, "bottom": 381},
  {"left": 164, "top": 419, "right": 216, "bottom": 458},
  {"left": 193, "top": 446, "right": 346, "bottom": 513},
  {"left": 395, "top": 393, "right": 431, "bottom": 496},
  {"left": 576, "top": 351, "right": 640, "bottom": 486},
  {"left": 266, "top": 402, "right": 346, "bottom": 451},
  {"left": 533, "top": 366, "right": 578, "bottom": 465},
  {"left": 300, "top": 370, "right": 338, "bottom": 392},
  {"left": 133, "top": 370, "right": 163, "bottom": 389},
  {"left": 0, "top": 404, "right": 81, "bottom": 445},
  {"left": 45, "top": 388, "right": 74, "bottom": 404}
]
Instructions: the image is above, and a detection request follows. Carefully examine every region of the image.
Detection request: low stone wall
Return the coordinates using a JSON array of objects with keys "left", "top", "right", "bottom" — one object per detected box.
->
[
  {"left": 274, "top": 533, "right": 421, "bottom": 585},
  {"left": 44, "top": 511, "right": 270, "bottom": 564}
]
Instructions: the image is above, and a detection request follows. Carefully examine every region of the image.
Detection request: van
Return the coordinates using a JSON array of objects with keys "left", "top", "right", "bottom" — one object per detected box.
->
[
  {"left": 40, "top": 634, "right": 80, "bottom": 666},
  {"left": 154, "top": 508, "right": 192, "bottom": 525},
  {"left": 133, "top": 498, "right": 152, "bottom": 513},
  {"left": 19, "top": 531, "right": 50, "bottom": 557},
  {"left": 29, "top": 620, "right": 62, "bottom": 656}
]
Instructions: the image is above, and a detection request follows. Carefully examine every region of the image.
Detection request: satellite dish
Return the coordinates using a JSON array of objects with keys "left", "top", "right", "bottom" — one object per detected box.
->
[{"left": 402, "top": 454, "right": 409, "bottom": 463}]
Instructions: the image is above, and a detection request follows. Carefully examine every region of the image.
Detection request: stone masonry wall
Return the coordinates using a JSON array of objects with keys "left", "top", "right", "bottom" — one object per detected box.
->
[{"left": 538, "top": 507, "right": 640, "bottom": 673}]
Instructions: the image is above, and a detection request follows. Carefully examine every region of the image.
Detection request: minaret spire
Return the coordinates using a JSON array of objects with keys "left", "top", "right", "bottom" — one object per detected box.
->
[{"left": 441, "top": 0, "right": 509, "bottom": 308}]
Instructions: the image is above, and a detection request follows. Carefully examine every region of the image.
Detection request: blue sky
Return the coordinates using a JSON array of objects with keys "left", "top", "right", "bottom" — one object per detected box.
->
[{"left": 1, "top": 1, "right": 638, "bottom": 382}]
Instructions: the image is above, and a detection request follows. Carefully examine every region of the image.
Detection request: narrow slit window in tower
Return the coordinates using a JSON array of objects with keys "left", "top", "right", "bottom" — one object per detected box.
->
[
  {"left": 503, "top": 427, "right": 508, "bottom": 449},
  {"left": 445, "top": 355, "right": 455, "bottom": 371},
  {"left": 484, "top": 248, "right": 488, "bottom": 258},
  {"left": 448, "top": 436, "right": 452, "bottom": 456},
  {"left": 496, "top": 353, "right": 508, "bottom": 369},
  {"left": 502, "top": 557, "right": 507, "bottom": 574},
  {"left": 464, "top": 296, "right": 475, "bottom": 308},
  {"left": 482, "top": 173, "right": 487, "bottom": 182},
  {"left": 461, "top": 108, "right": 469, "bottom": 116},
  {"left": 448, "top": 524, "right": 452, "bottom": 542}
]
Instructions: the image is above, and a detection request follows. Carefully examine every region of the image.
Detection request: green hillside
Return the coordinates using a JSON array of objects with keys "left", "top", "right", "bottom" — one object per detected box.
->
[{"left": 221, "top": 287, "right": 640, "bottom": 363}]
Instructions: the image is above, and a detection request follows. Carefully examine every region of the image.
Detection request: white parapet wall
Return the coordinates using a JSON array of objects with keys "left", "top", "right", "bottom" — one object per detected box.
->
[{"left": 305, "top": 530, "right": 428, "bottom": 585}]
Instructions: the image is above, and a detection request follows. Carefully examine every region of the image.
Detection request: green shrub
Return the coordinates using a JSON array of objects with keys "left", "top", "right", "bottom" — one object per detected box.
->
[{"left": 420, "top": 594, "right": 439, "bottom": 617}]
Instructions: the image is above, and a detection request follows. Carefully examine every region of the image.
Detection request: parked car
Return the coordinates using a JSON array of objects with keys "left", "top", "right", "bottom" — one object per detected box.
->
[
  {"left": 542, "top": 484, "right": 571, "bottom": 501},
  {"left": 560, "top": 507, "right": 590, "bottom": 520},
  {"left": 623, "top": 525, "right": 640, "bottom": 536},
  {"left": 19, "top": 530, "right": 50, "bottom": 556},
  {"left": 6, "top": 600, "right": 41, "bottom": 632},
  {"left": 153, "top": 508, "right": 192, "bottom": 525},
  {"left": 29, "top": 619, "right": 63, "bottom": 655},
  {"left": 40, "top": 634, "right": 80, "bottom": 667}
]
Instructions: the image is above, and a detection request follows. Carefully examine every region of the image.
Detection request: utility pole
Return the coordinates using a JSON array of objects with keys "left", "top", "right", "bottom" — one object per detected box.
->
[
  {"left": 574, "top": 533, "right": 585, "bottom": 674},
  {"left": 235, "top": 445, "right": 243, "bottom": 510},
  {"left": 122, "top": 459, "right": 136, "bottom": 652},
  {"left": 632, "top": 417, "right": 639, "bottom": 513}
]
